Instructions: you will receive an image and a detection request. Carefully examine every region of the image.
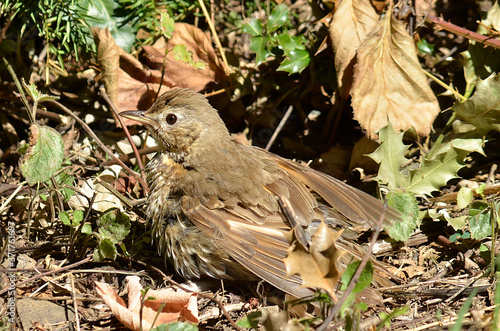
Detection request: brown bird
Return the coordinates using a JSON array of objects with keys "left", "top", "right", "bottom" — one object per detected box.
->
[{"left": 120, "top": 88, "right": 400, "bottom": 297}]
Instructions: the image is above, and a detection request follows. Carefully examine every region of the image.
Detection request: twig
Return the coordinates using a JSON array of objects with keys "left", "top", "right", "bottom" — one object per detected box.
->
[
  {"left": 46, "top": 100, "right": 148, "bottom": 190},
  {"left": 426, "top": 15, "right": 500, "bottom": 50},
  {"left": 0, "top": 182, "right": 26, "bottom": 214},
  {"left": 0, "top": 255, "right": 92, "bottom": 296},
  {"left": 100, "top": 87, "right": 148, "bottom": 185},
  {"left": 197, "top": 0, "right": 231, "bottom": 75},
  {"left": 265, "top": 105, "right": 293, "bottom": 151},
  {"left": 486, "top": 164, "right": 497, "bottom": 186},
  {"left": 318, "top": 202, "right": 388, "bottom": 331}
]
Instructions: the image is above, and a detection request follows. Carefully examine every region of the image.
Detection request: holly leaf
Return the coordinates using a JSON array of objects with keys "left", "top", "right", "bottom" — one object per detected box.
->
[
  {"left": 368, "top": 122, "right": 409, "bottom": 189},
  {"left": 453, "top": 74, "right": 500, "bottom": 134},
  {"left": 242, "top": 19, "right": 263, "bottom": 37},
  {"left": 277, "top": 49, "right": 310, "bottom": 74},
  {"left": 284, "top": 222, "right": 345, "bottom": 298},
  {"left": 268, "top": 3, "right": 289, "bottom": 31},
  {"left": 250, "top": 36, "right": 272, "bottom": 65},
  {"left": 406, "top": 138, "right": 484, "bottom": 196}
]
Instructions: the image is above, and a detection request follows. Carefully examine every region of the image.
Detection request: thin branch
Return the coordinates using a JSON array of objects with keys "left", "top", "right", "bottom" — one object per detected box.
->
[
  {"left": 100, "top": 87, "right": 148, "bottom": 185},
  {"left": 46, "top": 100, "right": 149, "bottom": 190},
  {"left": 265, "top": 105, "right": 293, "bottom": 151},
  {"left": 197, "top": 0, "right": 231, "bottom": 75},
  {"left": 426, "top": 15, "right": 500, "bottom": 49}
]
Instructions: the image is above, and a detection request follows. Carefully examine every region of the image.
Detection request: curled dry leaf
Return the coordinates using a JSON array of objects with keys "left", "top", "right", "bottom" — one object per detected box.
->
[
  {"left": 329, "top": 0, "right": 379, "bottom": 98},
  {"left": 96, "top": 276, "right": 198, "bottom": 331},
  {"left": 350, "top": 13, "right": 440, "bottom": 138},
  {"left": 283, "top": 221, "right": 345, "bottom": 298}
]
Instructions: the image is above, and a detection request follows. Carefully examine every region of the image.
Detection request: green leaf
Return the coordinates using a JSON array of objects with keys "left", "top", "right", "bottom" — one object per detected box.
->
[
  {"left": 277, "top": 49, "right": 310, "bottom": 74},
  {"left": 79, "top": 0, "right": 136, "bottom": 52},
  {"left": 172, "top": 44, "right": 206, "bottom": 69},
  {"left": 20, "top": 124, "right": 64, "bottom": 185},
  {"left": 250, "top": 36, "right": 272, "bottom": 65},
  {"left": 73, "top": 210, "right": 84, "bottom": 225},
  {"left": 237, "top": 311, "right": 261, "bottom": 328},
  {"left": 386, "top": 192, "right": 419, "bottom": 241},
  {"left": 81, "top": 223, "right": 92, "bottom": 235},
  {"left": 340, "top": 260, "right": 373, "bottom": 315},
  {"left": 417, "top": 39, "right": 434, "bottom": 55},
  {"left": 60, "top": 211, "right": 71, "bottom": 226},
  {"left": 268, "top": 3, "right": 289, "bottom": 31},
  {"left": 276, "top": 33, "right": 305, "bottom": 53},
  {"left": 457, "top": 187, "right": 474, "bottom": 209},
  {"left": 406, "top": 137, "right": 483, "bottom": 196},
  {"left": 97, "top": 209, "right": 131, "bottom": 243},
  {"left": 94, "top": 238, "right": 117, "bottom": 261},
  {"left": 150, "top": 322, "right": 198, "bottom": 331},
  {"left": 160, "top": 12, "right": 175, "bottom": 39},
  {"left": 242, "top": 19, "right": 262, "bottom": 36},
  {"left": 453, "top": 74, "right": 500, "bottom": 134},
  {"left": 368, "top": 122, "right": 409, "bottom": 189},
  {"left": 469, "top": 202, "right": 491, "bottom": 239}
]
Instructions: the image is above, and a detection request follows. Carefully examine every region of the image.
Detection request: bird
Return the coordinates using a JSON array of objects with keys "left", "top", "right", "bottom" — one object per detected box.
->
[{"left": 119, "top": 88, "right": 400, "bottom": 298}]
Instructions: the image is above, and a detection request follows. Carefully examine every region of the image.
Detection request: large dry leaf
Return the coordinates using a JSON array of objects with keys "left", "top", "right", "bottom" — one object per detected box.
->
[
  {"left": 92, "top": 24, "right": 225, "bottom": 126},
  {"left": 143, "top": 23, "right": 226, "bottom": 91},
  {"left": 283, "top": 222, "right": 345, "bottom": 298},
  {"left": 96, "top": 276, "right": 198, "bottom": 330},
  {"left": 329, "top": 0, "right": 379, "bottom": 98},
  {"left": 350, "top": 13, "right": 440, "bottom": 138}
]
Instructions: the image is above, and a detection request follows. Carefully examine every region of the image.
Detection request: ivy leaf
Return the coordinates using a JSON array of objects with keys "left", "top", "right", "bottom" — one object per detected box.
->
[
  {"left": 469, "top": 202, "right": 491, "bottom": 240},
  {"left": 277, "top": 49, "right": 310, "bottom": 74},
  {"left": 268, "top": 3, "right": 289, "bottom": 31},
  {"left": 94, "top": 238, "right": 117, "bottom": 262},
  {"left": 97, "top": 209, "right": 131, "bottom": 244},
  {"left": 368, "top": 122, "right": 409, "bottom": 189},
  {"left": 250, "top": 36, "right": 272, "bottom": 65},
  {"left": 453, "top": 73, "right": 500, "bottom": 134},
  {"left": 242, "top": 19, "right": 262, "bottom": 37},
  {"left": 20, "top": 124, "right": 64, "bottom": 185}
]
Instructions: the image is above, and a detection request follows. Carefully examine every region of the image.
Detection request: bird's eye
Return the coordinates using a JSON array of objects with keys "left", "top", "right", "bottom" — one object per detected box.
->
[{"left": 166, "top": 114, "right": 177, "bottom": 125}]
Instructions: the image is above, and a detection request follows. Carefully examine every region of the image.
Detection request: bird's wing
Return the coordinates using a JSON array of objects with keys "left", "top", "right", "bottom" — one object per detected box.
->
[
  {"left": 265, "top": 152, "right": 400, "bottom": 228},
  {"left": 180, "top": 195, "right": 315, "bottom": 298}
]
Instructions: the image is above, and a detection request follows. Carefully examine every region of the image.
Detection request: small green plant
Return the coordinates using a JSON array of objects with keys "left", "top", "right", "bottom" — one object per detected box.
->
[
  {"left": 242, "top": 3, "right": 310, "bottom": 74},
  {"left": 92, "top": 208, "right": 131, "bottom": 261}
]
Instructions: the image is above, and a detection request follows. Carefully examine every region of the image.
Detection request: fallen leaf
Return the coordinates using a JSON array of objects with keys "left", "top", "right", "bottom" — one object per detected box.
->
[
  {"left": 329, "top": 0, "right": 379, "bottom": 98},
  {"left": 96, "top": 276, "right": 198, "bottom": 330},
  {"left": 350, "top": 13, "right": 440, "bottom": 138},
  {"left": 92, "top": 27, "right": 120, "bottom": 107},
  {"left": 284, "top": 222, "right": 345, "bottom": 298},
  {"left": 143, "top": 23, "right": 226, "bottom": 91}
]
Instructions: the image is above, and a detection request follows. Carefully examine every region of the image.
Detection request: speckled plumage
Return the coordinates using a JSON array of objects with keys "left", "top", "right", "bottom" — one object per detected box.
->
[{"left": 120, "top": 88, "right": 400, "bottom": 297}]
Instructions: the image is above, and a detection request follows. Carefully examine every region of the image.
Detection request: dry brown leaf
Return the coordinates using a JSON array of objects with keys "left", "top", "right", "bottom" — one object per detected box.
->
[
  {"left": 144, "top": 23, "right": 226, "bottom": 91},
  {"left": 350, "top": 13, "right": 440, "bottom": 138},
  {"left": 92, "top": 27, "right": 120, "bottom": 109},
  {"left": 93, "top": 23, "right": 226, "bottom": 126},
  {"left": 96, "top": 276, "right": 198, "bottom": 330},
  {"left": 329, "top": 0, "right": 379, "bottom": 98},
  {"left": 284, "top": 222, "right": 345, "bottom": 298}
]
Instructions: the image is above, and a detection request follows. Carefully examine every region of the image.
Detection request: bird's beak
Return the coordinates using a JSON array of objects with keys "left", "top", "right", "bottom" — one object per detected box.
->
[{"left": 119, "top": 110, "right": 156, "bottom": 127}]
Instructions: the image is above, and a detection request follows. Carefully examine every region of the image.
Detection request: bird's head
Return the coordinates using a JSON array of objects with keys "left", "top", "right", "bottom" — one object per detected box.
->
[{"left": 120, "top": 88, "right": 231, "bottom": 160}]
